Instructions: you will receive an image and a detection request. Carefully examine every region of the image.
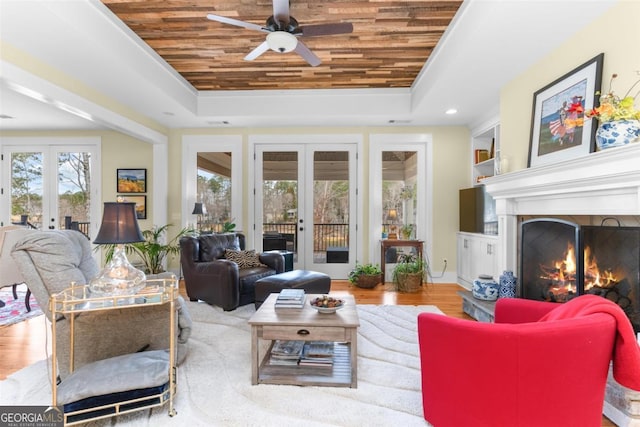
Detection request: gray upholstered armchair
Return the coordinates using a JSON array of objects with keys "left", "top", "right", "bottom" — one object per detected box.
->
[{"left": 11, "top": 229, "right": 191, "bottom": 380}]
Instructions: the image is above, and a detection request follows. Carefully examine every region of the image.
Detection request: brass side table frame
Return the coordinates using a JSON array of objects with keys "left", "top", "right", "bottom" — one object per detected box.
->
[{"left": 49, "top": 278, "right": 178, "bottom": 425}]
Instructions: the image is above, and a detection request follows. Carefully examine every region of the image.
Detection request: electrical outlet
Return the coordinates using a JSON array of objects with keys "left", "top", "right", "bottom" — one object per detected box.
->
[{"left": 443, "top": 258, "right": 448, "bottom": 265}]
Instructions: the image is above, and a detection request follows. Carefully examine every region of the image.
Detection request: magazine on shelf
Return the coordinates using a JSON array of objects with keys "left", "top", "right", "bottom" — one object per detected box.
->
[
  {"left": 302, "top": 341, "right": 334, "bottom": 358},
  {"left": 269, "top": 340, "right": 304, "bottom": 366},
  {"left": 299, "top": 341, "right": 334, "bottom": 367},
  {"left": 271, "top": 340, "right": 304, "bottom": 357}
]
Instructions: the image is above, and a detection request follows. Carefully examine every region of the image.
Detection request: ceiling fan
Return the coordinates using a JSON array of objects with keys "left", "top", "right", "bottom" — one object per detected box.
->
[{"left": 206, "top": 0, "right": 353, "bottom": 67}]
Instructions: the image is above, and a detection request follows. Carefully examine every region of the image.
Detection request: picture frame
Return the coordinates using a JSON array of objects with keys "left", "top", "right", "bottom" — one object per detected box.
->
[
  {"left": 117, "top": 168, "right": 147, "bottom": 193},
  {"left": 118, "top": 195, "right": 147, "bottom": 219},
  {"left": 528, "top": 53, "right": 603, "bottom": 168}
]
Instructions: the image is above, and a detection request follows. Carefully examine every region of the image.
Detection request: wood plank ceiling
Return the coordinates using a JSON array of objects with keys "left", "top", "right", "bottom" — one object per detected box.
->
[{"left": 100, "top": 0, "right": 463, "bottom": 91}]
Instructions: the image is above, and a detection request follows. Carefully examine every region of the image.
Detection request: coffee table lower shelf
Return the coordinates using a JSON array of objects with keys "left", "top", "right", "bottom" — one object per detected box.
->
[{"left": 258, "top": 342, "right": 352, "bottom": 387}]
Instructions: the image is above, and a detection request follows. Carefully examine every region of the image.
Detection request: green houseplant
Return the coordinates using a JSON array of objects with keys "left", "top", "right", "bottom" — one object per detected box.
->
[
  {"left": 392, "top": 253, "right": 425, "bottom": 292},
  {"left": 400, "top": 224, "right": 414, "bottom": 240},
  {"left": 103, "top": 224, "right": 192, "bottom": 274},
  {"left": 221, "top": 218, "right": 236, "bottom": 233},
  {"left": 348, "top": 262, "right": 382, "bottom": 289}
]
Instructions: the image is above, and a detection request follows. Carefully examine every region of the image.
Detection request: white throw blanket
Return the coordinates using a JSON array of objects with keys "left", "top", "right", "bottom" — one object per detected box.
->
[{"left": 1, "top": 302, "right": 441, "bottom": 426}]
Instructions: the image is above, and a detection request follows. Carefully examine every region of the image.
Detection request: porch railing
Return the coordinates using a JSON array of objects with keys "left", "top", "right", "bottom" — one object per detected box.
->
[{"left": 263, "top": 223, "right": 349, "bottom": 252}]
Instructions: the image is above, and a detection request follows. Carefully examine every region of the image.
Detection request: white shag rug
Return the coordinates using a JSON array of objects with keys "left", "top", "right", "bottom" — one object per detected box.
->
[{"left": 0, "top": 302, "right": 442, "bottom": 426}]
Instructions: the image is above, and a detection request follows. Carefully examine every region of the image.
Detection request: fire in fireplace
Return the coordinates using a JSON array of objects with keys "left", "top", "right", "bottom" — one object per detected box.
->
[{"left": 520, "top": 218, "right": 640, "bottom": 333}]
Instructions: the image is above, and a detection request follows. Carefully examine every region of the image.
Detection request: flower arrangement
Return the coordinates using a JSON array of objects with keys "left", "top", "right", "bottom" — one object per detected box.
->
[{"left": 585, "top": 73, "right": 640, "bottom": 122}]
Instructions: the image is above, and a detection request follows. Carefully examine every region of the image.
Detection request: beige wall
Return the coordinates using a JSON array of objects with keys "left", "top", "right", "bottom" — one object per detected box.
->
[{"left": 500, "top": 1, "right": 640, "bottom": 171}]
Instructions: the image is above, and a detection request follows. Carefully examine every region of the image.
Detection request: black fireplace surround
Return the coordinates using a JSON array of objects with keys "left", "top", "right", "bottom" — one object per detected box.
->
[{"left": 520, "top": 218, "right": 640, "bottom": 333}]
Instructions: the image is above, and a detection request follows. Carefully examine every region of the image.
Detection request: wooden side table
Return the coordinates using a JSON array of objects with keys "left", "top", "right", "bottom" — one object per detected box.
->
[{"left": 380, "top": 239, "right": 424, "bottom": 281}]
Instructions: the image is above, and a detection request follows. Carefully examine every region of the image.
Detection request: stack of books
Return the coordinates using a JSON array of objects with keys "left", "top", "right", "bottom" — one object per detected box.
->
[
  {"left": 269, "top": 340, "right": 304, "bottom": 366},
  {"left": 298, "top": 341, "right": 334, "bottom": 368},
  {"left": 275, "top": 288, "right": 305, "bottom": 309}
]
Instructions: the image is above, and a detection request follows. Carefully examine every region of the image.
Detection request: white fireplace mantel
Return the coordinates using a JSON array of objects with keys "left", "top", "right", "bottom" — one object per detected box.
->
[{"left": 484, "top": 143, "right": 640, "bottom": 272}]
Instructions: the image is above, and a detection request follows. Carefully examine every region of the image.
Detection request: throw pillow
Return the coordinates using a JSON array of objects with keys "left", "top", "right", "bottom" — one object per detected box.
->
[{"left": 224, "top": 249, "right": 267, "bottom": 269}]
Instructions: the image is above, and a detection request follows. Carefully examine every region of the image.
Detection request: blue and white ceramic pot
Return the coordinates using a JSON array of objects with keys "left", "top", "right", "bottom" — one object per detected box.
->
[
  {"left": 499, "top": 270, "right": 517, "bottom": 298},
  {"left": 472, "top": 274, "right": 499, "bottom": 301},
  {"left": 595, "top": 119, "right": 640, "bottom": 150}
]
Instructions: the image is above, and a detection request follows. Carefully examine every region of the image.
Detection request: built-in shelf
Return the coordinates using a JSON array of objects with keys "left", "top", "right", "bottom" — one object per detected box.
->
[{"left": 471, "top": 123, "right": 500, "bottom": 186}]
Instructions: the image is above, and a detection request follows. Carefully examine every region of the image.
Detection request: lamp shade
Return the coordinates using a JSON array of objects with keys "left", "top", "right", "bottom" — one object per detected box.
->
[
  {"left": 192, "top": 202, "right": 205, "bottom": 215},
  {"left": 94, "top": 202, "right": 144, "bottom": 244},
  {"left": 387, "top": 209, "right": 398, "bottom": 222}
]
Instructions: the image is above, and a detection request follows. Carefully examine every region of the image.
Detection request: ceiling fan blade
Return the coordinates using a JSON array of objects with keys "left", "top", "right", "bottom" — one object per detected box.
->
[
  {"left": 206, "top": 14, "right": 267, "bottom": 33},
  {"left": 244, "top": 41, "right": 270, "bottom": 61},
  {"left": 272, "top": 0, "right": 290, "bottom": 25},
  {"left": 300, "top": 22, "right": 354, "bottom": 37},
  {"left": 294, "top": 41, "right": 321, "bottom": 67}
]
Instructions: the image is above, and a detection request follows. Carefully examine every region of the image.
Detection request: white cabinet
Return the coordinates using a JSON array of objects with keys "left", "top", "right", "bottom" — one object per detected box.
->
[
  {"left": 471, "top": 123, "right": 500, "bottom": 185},
  {"left": 457, "top": 232, "right": 499, "bottom": 289}
]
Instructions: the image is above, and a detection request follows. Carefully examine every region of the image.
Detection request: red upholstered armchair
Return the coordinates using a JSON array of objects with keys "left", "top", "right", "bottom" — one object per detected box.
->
[{"left": 417, "top": 296, "right": 640, "bottom": 427}]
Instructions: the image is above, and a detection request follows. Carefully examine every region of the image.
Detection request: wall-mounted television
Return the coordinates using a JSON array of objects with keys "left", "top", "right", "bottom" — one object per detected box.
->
[{"left": 459, "top": 186, "right": 497, "bottom": 235}]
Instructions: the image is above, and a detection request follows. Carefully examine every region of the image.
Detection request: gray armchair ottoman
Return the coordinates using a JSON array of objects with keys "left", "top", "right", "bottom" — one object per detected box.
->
[{"left": 254, "top": 270, "right": 331, "bottom": 309}]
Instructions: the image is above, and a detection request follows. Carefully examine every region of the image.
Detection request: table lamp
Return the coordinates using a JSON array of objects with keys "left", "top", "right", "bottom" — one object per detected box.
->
[
  {"left": 192, "top": 202, "right": 205, "bottom": 232},
  {"left": 89, "top": 202, "right": 146, "bottom": 296},
  {"left": 387, "top": 209, "right": 398, "bottom": 239}
]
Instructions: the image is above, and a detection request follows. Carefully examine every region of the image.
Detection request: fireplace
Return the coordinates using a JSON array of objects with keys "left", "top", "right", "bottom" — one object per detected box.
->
[
  {"left": 484, "top": 144, "right": 640, "bottom": 427},
  {"left": 520, "top": 218, "right": 640, "bottom": 333}
]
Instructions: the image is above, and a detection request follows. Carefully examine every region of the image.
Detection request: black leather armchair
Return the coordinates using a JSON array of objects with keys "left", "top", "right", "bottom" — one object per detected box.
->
[{"left": 179, "top": 233, "right": 284, "bottom": 311}]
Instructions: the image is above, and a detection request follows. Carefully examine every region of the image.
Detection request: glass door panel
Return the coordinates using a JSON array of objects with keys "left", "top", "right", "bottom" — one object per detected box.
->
[
  {"left": 9, "top": 151, "right": 45, "bottom": 229},
  {"left": 2, "top": 143, "right": 98, "bottom": 240},
  {"left": 260, "top": 150, "right": 300, "bottom": 264},
  {"left": 312, "top": 151, "right": 350, "bottom": 265},
  {"left": 56, "top": 150, "right": 93, "bottom": 237}
]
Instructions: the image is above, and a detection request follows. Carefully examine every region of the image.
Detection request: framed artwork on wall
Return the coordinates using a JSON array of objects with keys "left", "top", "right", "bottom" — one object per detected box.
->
[
  {"left": 528, "top": 53, "right": 603, "bottom": 168},
  {"left": 117, "top": 168, "right": 147, "bottom": 193},
  {"left": 118, "top": 195, "right": 147, "bottom": 219}
]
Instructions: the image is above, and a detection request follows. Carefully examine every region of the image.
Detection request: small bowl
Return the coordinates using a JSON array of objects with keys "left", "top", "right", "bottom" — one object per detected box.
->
[{"left": 309, "top": 296, "right": 345, "bottom": 314}]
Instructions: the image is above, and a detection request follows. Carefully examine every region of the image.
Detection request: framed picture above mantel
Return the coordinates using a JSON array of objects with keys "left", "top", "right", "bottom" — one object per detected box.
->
[{"left": 528, "top": 53, "right": 603, "bottom": 168}]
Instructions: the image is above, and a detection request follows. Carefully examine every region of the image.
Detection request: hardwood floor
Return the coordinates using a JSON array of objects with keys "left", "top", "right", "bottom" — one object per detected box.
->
[{"left": 0, "top": 280, "right": 615, "bottom": 426}]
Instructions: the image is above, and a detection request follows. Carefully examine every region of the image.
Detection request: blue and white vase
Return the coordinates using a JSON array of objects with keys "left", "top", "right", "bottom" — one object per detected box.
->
[
  {"left": 595, "top": 119, "right": 640, "bottom": 151},
  {"left": 472, "top": 275, "right": 499, "bottom": 301},
  {"left": 499, "top": 270, "right": 517, "bottom": 298}
]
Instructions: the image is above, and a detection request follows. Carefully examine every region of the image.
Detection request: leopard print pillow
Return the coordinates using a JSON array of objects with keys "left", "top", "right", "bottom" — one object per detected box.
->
[{"left": 224, "top": 249, "right": 267, "bottom": 269}]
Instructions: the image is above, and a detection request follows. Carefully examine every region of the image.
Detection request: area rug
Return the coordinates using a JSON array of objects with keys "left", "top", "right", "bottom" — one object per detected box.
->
[
  {"left": 0, "top": 284, "right": 42, "bottom": 327},
  {"left": 0, "top": 302, "right": 442, "bottom": 426}
]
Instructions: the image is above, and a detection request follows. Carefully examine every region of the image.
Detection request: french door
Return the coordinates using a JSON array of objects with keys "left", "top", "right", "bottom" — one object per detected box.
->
[
  {"left": 254, "top": 143, "right": 357, "bottom": 278},
  {"left": 1, "top": 138, "right": 101, "bottom": 239}
]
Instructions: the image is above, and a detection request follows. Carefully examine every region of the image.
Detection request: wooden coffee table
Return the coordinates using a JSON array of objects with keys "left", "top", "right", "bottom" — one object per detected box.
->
[{"left": 248, "top": 293, "right": 359, "bottom": 388}]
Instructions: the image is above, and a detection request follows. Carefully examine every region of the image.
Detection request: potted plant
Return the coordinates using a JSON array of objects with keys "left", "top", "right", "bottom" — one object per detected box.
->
[
  {"left": 392, "top": 253, "right": 426, "bottom": 292},
  {"left": 103, "top": 224, "right": 192, "bottom": 274},
  {"left": 400, "top": 224, "right": 414, "bottom": 240},
  {"left": 348, "top": 262, "right": 382, "bottom": 289},
  {"left": 221, "top": 218, "right": 236, "bottom": 233}
]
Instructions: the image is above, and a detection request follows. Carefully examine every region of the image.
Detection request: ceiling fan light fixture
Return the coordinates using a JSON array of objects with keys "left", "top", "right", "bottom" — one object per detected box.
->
[{"left": 266, "top": 31, "right": 298, "bottom": 53}]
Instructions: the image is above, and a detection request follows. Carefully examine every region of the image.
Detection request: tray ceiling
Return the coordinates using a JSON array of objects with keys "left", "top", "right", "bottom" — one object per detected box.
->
[{"left": 100, "top": 0, "right": 463, "bottom": 91}]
